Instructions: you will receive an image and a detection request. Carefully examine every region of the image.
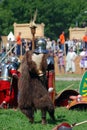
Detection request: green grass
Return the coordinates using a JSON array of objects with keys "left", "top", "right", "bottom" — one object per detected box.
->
[
  {"left": 56, "top": 73, "right": 83, "bottom": 78},
  {"left": 55, "top": 80, "right": 80, "bottom": 93},
  {"left": 0, "top": 80, "right": 87, "bottom": 130}
]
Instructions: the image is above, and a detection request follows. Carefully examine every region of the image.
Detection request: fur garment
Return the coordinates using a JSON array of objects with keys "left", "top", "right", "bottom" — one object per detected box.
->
[{"left": 18, "top": 51, "right": 55, "bottom": 124}]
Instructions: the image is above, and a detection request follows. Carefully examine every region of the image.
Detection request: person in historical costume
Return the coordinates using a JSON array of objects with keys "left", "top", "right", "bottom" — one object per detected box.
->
[
  {"left": 0, "top": 53, "right": 20, "bottom": 109},
  {"left": 66, "top": 47, "right": 77, "bottom": 73},
  {"left": 18, "top": 38, "right": 56, "bottom": 124},
  {"left": 56, "top": 49, "right": 65, "bottom": 73},
  {"left": 79, "top": 47, "right": 87, "bottom": 73},
  {"left": 31, "top": 38, "right": 55, "bottom": 102}
]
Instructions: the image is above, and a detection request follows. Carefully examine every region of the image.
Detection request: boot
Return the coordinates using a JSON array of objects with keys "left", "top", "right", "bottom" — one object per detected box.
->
[
  {"left": 29, "top": 118, "right": 34, "bottom": 124},
  {"left": 0, "top": 101, "right": 7, "bottom": 109},
  {"left": 42, "top": 117, "right": 47, "bottom": 125},
  {"left": 0, "top": 102, "right": 4, "bottom": 109}
]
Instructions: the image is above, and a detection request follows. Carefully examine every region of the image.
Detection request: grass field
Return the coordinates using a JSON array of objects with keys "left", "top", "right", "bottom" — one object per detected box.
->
[
  {"left": 0, "top": 80, "right": 87, "bottom": 130},
  {"left": 55, "top": 73, "right": 83, "bottom": 78}
]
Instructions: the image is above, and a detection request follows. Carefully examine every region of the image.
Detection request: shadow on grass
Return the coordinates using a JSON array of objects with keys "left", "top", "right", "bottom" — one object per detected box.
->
[
  {"left": 56, "top": 115, "right": 68, "bottom": 122},
  {"left": 39, "top": 115, "right": 69, "bottom": 125}
]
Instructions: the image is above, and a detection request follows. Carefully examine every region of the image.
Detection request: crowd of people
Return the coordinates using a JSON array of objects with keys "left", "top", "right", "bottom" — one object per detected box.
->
[
  {"left": 1, "top": 31, "right": 87, "bottom": 75},
  {"left": 46, "top": 31, "right": 87, "bottom": 74}
]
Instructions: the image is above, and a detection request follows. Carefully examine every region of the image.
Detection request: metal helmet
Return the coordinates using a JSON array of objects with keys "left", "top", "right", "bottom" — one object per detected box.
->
[
  {"left": 8, "top": 55, "right": 18, "bottom": 63},
  {"left": 34, "top": 38, "right": 48, "bottom": 54},
  {"left": 8, "top": 55, "right": 20, "bottom": 70},
  {"left": 9, "top": 62, "right": 19, "bottom": 70},
  {"left": 57, "top": 123, "right": 72, "bottom": 130}
]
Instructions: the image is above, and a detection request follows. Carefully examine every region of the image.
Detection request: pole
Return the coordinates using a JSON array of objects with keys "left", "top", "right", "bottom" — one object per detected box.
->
[
  {"left": 58, "top": 84, "right": 74, "bottom": 94},
  {"left": 71, "top": 120, "right": 87, "bottom": 127},
  {"left": 30, "top": 26, "right": 37, "bottom": 51},
  {"left": 0, "top": 44, "right": 17, "bottom": 63},
  {"left": 52, "top": 120, "right": 87, "bottom": 130},
  {"left": 32, "top": 33, "right": 35, "bottom": 51}
]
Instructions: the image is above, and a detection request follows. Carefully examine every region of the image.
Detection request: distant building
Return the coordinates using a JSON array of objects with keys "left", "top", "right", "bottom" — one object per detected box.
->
[
  {"left": 13, "top": 22, "right": 45, "bottom": 40},
  {"left": 69, "top": 27, "right": 87, "bottom": 40}
]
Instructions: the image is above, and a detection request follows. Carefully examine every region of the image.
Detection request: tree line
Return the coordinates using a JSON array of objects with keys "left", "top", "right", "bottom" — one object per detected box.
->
[{"left": 0, "top": 0, "right": 87, "bottom": 40}]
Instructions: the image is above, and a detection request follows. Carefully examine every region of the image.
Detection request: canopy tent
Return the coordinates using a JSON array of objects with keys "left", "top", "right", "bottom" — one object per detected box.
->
[{"left": 7, "top": 32, "right": 15, "bottom": 41}]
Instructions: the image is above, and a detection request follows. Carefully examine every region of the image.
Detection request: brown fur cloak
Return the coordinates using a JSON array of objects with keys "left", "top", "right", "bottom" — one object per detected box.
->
[{"left": 18, "top": 51, "right": 55, "bottom": 124}]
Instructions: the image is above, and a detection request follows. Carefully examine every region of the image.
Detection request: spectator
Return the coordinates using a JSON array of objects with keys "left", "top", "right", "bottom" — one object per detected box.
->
[
  {"left": 79, "top": 47, "right": 87, "bottom": 73},
  {"left": 66, "top": 47, "right": 77, "bottom": 73},
  {"left": 59, "top": 31, "right": 65, "bottom": 52},
  {"left": 28, "top": 39, "right": 32, "bottom": 50},
  {"left": 16, "top": 32, "right": 22, "bottom": 57},
  {"left": 57, "top": 38, "right": 61, "bottom": 49},
  {"left": 46, "top": 38, "right": 52, "bottom": 50},
  {"left": 25, "top": 43, "right": 29, "bottom": 52},
  {"left": 65, "top": 38, "right": 69, "bottom": 55},
  {"left": 52, "top": 40, "right": 59, "bottom": 54},
  {"left": 21, "top": 38, "right": 26, "bottom": 55},
  {"left": 83, "top": 32, "right": 87, "bottom": 49},
  {"left": 57, "top": 49, "right": 65, "bottom": 73}
]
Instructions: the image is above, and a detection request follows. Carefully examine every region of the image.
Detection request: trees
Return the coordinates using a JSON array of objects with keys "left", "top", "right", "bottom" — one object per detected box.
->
[{"left": 0, "top": 0, "right": 87, "bottom": 39}]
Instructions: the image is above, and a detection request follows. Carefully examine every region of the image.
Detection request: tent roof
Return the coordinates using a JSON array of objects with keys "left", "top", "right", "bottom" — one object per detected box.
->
[{"left": 7, "top": 32, "right": 15, "bottom": 41}]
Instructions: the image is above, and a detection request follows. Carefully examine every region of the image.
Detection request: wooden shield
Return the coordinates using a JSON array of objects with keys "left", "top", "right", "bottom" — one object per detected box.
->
[
  {"left": 67, "top": 96, "right": 87, "bottom": 110},
  {"left": 79, "top": 71, "right": 87, "bottom": 96},
  {"left": 55, "top": 89, "right": 79, "bottom": 107}
]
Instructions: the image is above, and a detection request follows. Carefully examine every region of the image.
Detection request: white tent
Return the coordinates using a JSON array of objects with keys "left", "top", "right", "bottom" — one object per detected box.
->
[{"left": 7, "top": 31, "right": 15, "bottom": 41}]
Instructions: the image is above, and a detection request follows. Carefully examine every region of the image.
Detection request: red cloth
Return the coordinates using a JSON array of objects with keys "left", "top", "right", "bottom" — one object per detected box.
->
[
  {"left": 0, "top": 91, "right": 5, "bottom": 104},
  {"left": 47, "top": 71, "right": 55, "bottom": 103},
  {"left": 0, "top": 80, "right": 11, "bottom": 90},
  {"left": 0, "top": 77, "right": 18, "bottom": 107},
  {"left": 3, "top": 89, "right": 14, "bottom": 104},
  {"left": 0, "top": 80, "right": 11, "bottom": 105}
]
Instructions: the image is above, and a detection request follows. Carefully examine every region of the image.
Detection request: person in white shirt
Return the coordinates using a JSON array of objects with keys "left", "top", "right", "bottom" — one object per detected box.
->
[
  {"left": 66, "top": 47, "right": 77, "bottom": 73},
  {"left": 79, "top": 47, "right": 87, "bottom": 73}
]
